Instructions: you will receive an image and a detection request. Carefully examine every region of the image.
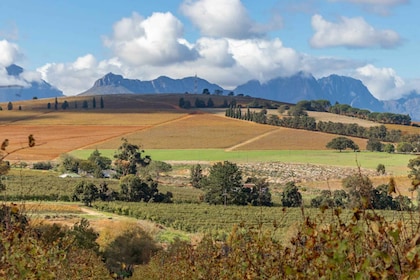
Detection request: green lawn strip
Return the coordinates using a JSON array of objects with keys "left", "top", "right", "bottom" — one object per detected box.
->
[{"left": 70, "top": 149, "right": 416, "bottom": 175}]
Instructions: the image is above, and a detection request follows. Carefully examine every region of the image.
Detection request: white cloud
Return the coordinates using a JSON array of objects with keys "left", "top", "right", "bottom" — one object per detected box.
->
[
  {"left": 37, "top": 54, "right": 119, "bottom": 95},
  {"left": 354, "top": 64, "right": 406, "bottom": 100},
  {"left": 228, "top": 38, "right": 302, "bottom": 81},
  {"left": 310, "top": 14, "right": 401, "bottom": 48},
  {"left": 104, "top": 12, "right": 197, "bottom": 66},
  {"left": 0, "top": 40, "right": 22, "bottom": 67},
  {"left": 181, "top": 0, "right": 263, "bottom": 39},
  {"left": 330, "top": 0, "right": 409, "bottom": 15},
  {"left": 195, "top": 38, "right": 235, "bottom": 67}
]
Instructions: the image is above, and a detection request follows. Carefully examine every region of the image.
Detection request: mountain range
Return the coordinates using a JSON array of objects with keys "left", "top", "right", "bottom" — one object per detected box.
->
[
  {"left": 0, "top": 64, "right": 63, "bottom": 102},
  {"left": 82, "top": 71, "right": 417, "bottom": 119},
  {"left": 2, "top": 64, "right": 420, "bottom": 120}
]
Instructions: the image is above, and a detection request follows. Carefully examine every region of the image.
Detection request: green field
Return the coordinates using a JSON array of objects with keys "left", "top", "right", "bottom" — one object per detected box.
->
[{"left": 70, "top": 149, "right": 416, "bottom": 175}]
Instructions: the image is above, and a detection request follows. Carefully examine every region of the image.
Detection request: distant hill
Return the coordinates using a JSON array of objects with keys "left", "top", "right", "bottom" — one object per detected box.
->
[
  {"left": 79, "top": 73, "right": 225, "bottom": 96},
  {"left": 0, "top": 64, "right": 63, "bottom": 102}
]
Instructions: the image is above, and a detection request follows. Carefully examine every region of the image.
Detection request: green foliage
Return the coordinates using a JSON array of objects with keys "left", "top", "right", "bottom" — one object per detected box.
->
[
  {"left": 119, "top": 174, "right": 172, "bottom": 203},
  {"left": 384, "top": 143, "right": 395, "bottom": 153},
  {"left": 0, "top": 204, "right": 111, "bottom": 279},
  {"left": 397, "top": 142, "right": 414, "bottom": 153},
  {"left": 311, "top": 189, "right": 348, "bottom": 208},
  {"left": 376, "top": 163, "right": 386, "bottom": 174},
  {"left": 134, "top": 209, "right": 420, "bottom": 280},
  {"left": 103, "top": 227, "right": 160, "bottom": 278},
  {"left": 140, "top": 160, "right": 172, "bottom": 180},
  {"left": 202, "top": 161, "right": 244, "bottom": 205},
  {"left": 72, "top": 181, "right": 99, "bottom": 206},
  {"left": 408, "top": 156, "right": 420, "bottom": 190},
  {"left": 59, "top": 154, "right": 80, "bottom": 173},
  {"left": 114, "top": 138, "right": 151, "bottom": 177},
  {"left": 243, "top": 176, "right": 272, "bottom": 206},
  {"left": 32, "top": 161, "right": 53, "bottom": 170},
  {"left": 326, "top": 136, "right": 359, "bottom": 152},
  {"left": 281, "top": 181, "right": 302, "bottom": 207},
  {"left": 342, "top": 173, "right": 373, "bottom": 209},
  {"left": 366, "top": 138, "right": 383, "bottom": 152},
  {"left": 190, "top": 164, "right": 203, "bottom": 188}
]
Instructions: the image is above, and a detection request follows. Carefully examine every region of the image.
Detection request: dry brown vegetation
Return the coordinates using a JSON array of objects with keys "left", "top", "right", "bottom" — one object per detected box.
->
[{"left": 0, "top": 94, "right": 414, "bottom": 162}]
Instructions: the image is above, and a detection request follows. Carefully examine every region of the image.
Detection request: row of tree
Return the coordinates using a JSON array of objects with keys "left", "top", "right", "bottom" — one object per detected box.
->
[
  {"left": 47, "top": 96, "right": 104, "bottom": 110},
  {"left": 226, "top": 105, "right": 404, "bottom": 143},
  {"left": 295, "top": 99, "right": 412, "bottom": 125}
]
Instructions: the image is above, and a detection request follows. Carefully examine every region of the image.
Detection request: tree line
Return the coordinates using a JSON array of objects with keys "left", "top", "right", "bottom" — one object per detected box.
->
[
  {"left": 296, "top": 99, "right": 412, "bottom": 125},
  {"left": 225, "top": 105, "right": 405, "bottom": 143}
]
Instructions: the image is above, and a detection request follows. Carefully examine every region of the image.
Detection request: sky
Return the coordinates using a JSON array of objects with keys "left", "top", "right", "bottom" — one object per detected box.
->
[{"left": 0, "top": 0, "right": 418, "bottom": 100}]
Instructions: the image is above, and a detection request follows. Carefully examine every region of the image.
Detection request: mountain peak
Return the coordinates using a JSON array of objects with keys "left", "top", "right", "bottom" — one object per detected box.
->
[{"left": 6, "top": 64, "right": 23, "bottom": 76}]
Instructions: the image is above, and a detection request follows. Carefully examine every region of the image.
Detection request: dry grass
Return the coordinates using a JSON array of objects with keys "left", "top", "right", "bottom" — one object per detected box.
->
[
  {"left": 307, "top": 111, "right": 378, "bottom": 127},
  {"left": 235, "top": 127, "right": 368, "bottom": 150},
  {"left": 90, "top": 113, "right": 276, "bottom": 149}
]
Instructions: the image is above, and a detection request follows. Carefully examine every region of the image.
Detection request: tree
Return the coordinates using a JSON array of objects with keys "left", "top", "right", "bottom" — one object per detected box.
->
[
  {"left": 103, "top": 228, "right": 160, "bottom": 278},
  {"left": 326, "top": 137, "right": 359, "bottom": 152},
  {"left": 61, "top": 100, "right": 69, "bottom": 110},
  {"left": 113, "top": 138, "right": 151, "bottom": 177},
  {"left": 342, "top": 173, "right": 373, "bottom": 209},
  {"left": 408, "top": 156, "right": 420, "bottom": 190},
  {"left": 281, "top": 181, "right": 302, "bottom": 207},
  {"left": 59, "top": 154, "right": 80, "bottom": 173},
  {"left": 119, "top": 175, "right": 158, "bottom": 202},
  {"left": 366, "top": 138, "right": 383, "bottom": 152},
  {"left": 92, "top": 97, "right": 96, "bottom": 109},
  {"left": 384, "top": 143, "right": 395, "bottom": 153},
  {"left": 140, "top": 160, "right": 172, "bottom": 180},
  {"left": 100, "top": 96, "right": 104, "bottom": 109},
  {"left": 207, "top": 97, "right": 214, "bottom": 108},
  {"left": 202, "top": 88, "right": 210, "bottom": 95},
  {"left": 178, "top": 97, "right": 185, "bottom": 108},
  {"left": 244, "top": 176, "right": 272, "bottom": 206},
  {"left": 7, "top": 101, "right": 12, "bottom": 110},
  {"left": 88, "top": 149, "right": 111, "bottom": 171},
  {"left": 82, "top": 100, "right": 89, "bottom": 109},
  {"left": 190, "top": 164, "right": 203, "bottom": 188},
  {"left": 397, "top": 142, "right": 414, "bottom": 153},
  {"left": 376, "top": 163, "right": 386, "bottom": 175},
  {"left": 202, "top": 161, "right": 243, "bottom": 205},
  {"left": 47, "top": 102, "right": 51, "bottom": 109},
  {"left": 72, "top": 181, "right": 99, "bottom": 206},
  {"left": 118, "top": 174, "right": 172, "bottom": 203},
  {"left": 54, "top": 97, "right": 58, "bottom": 110},
  {"left": 371, "top": 184, "right": 397, "bottom": 210}
]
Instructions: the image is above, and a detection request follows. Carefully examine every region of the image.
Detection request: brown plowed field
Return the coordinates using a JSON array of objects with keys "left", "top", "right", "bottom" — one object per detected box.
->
[{"left": 0, "top": 125, "right": 146, "bottom": 161}]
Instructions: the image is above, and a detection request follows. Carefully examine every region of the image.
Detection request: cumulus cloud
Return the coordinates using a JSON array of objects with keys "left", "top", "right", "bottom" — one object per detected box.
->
[
  {"left": 104, "top": 12, "right": 197, "bottom": 66},
  {"left": 354, "top": 64, "right": 406, "bottom": 100},
  {"left": 330, "top": 0, "right": 409, "bottom": 15},
  {"left": 0, "top": 40, "right": 22, "bottom": 67},
  {"left": 195, "top": 38, "right": 235, "bottom": 67},
  {"left": 37, "top": 54, "right": 118, "bottom": 95},
  {"left": 310, "top": 14, "right": 401, "bottom": 48},
  {"left": 181, "top": 0, "right": 263, "bottom": 39}
]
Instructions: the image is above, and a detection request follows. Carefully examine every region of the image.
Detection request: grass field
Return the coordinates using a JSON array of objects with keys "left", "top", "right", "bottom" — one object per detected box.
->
[{"left": 71, "top": 149, "right": 416, "bottom": 175}]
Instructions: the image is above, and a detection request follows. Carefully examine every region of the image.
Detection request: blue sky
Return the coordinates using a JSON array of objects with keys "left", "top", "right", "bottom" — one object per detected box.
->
[{"left": 0, "top": 0, "right": 418, "bottom": 100}]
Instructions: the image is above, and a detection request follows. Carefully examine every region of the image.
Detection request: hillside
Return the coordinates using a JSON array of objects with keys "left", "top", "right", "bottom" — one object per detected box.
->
[{"left": 0, "top": 93, "right": 418, "bottom": 163}]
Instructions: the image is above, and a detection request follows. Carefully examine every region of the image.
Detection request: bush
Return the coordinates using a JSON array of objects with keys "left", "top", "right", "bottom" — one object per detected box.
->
[
  {"left": 281, "top": 181, "right": 302, "bottom": 207},
  {"left": 103, "top": 227, "right": 160, "bottom": 278},
  {"left": 32, "top": 161, "right": 53, "bottom": 170},
  {"left": 134, "top": 209, "right": 420, "bottom": 279}
]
